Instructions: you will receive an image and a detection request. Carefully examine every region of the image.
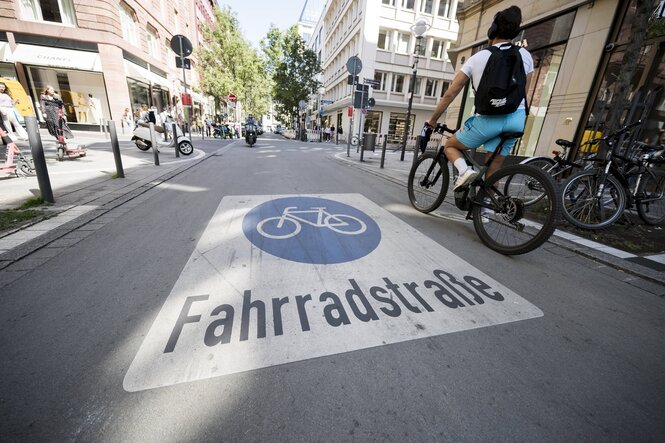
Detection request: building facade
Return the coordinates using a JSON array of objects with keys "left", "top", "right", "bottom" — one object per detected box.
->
[
  {"left": 448, "top": 0, "right": 664, "bottom": 157},
  {"left": 0, "top": 0, "right": 215, "bottom": 130},
  {"left": 308, "top": 0, "right": 462, "bottom": 145}
]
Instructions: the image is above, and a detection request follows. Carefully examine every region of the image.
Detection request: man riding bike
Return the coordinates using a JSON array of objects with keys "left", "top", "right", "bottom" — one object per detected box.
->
[{"left": 422, "top": 5, "right": 533, "bottom": 191}]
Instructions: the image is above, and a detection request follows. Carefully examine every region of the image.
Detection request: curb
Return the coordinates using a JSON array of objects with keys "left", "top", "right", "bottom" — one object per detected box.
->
[{"left": 333, "top": 152, "right": 665, "bottom": 288}]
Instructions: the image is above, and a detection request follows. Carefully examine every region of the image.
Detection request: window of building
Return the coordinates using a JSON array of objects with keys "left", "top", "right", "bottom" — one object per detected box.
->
[
  {"left": 425, "top": 79, "right": 438, "bottom": 96},
  {"left": 431, "top": 39, "right": 445, "bottom": 59},
  {"left": 440, "top": 81, "right": 450, "bottom": 97},
  {"left": 147, "top": 26, "right": 160, "bottom": 60},
  {"left": 119, "top": 3, "right": 138, "bottom": 46},
  {"left": 378, "top": 29, "right": 392, "bottom": 50},
  {"left": 401, "top": 0, "right": 415, "bottom": 10},
  {"left": 421, "top": 0, "right": 434, "bottom": 15},
  {"left": 437, "top": 0, "right": 452, "bottom": 18},
  {"left": 19, "top": 0, "right": 77, "bottom": 25},
  {"left": 382, "top": 0, "right": 395, "bottom": 5},
  {"left": 412, "top": 77, "right": 422, "bottom": 96},
  {"left": 396, "top": 32, "right": 410, "bottom": 54},
  {"left": 415, "top": 38, "right": 426, "bottom": 56},
  {"left": 374, "top": 71, "right": 388, "bottom": 91},
  {"left": 392, "top": 74, "right": 405, "bottom": 93}
]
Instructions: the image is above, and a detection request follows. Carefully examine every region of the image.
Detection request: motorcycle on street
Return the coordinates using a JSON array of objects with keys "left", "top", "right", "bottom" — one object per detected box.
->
[{"left": 245, "top": 123, "right": 257, "bottom": 147}]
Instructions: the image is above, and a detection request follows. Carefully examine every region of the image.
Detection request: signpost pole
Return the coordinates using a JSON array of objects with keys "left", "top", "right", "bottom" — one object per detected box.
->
[{"left": 179, "top": 37, "right": 191, "bottom": 140}]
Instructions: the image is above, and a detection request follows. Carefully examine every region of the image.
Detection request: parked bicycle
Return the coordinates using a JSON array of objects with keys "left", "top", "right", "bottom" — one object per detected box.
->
[
  {"left": 561, "top": 121, "right": 665, "bottom": 229},
  {"left": 407, "top": 124, "right": 561, "bottom": 255},
  {"left": 519, "top": 136, "right": 598, "bottom": 182}
]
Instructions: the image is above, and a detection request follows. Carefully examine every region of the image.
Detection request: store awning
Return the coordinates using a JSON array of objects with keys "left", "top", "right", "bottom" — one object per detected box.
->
[
  {"left": 8, "top": 44, "right": 102, "bottom": 71},
  {"left": 124, "top": 60, "right": 171, "bottom": 90}
]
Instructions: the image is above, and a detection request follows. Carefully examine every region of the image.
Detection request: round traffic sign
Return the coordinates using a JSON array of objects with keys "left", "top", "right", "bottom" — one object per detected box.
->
[
  {"left": 170, "top": 34, "right": 193, "bottom": 57},
  {"left": 228, "top": 93, "right": 237, "bottom": 102},
  {"left": 346, "top": 56, "right": 362, "bottom": 75}
]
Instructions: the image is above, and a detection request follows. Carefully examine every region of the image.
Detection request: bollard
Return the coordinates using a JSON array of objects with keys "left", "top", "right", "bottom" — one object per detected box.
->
[
  {"left": 149, "top": 122, "right": 159, "bottom": 166},
  {"left": 412, "top": 135, "right": 422, "bottom": 168},
  {"left": 25, "top": 117, "right": 55, "bottom": 203},
  {"left": 360, "top": 136, "right": 365, "bottom": 162},
  {"left": 380, "top": 135, "right": 388, "bottom": 169},
  {"left": 172, "top": 123, "right": 179, "bottom": 158},
  {"left": 107, "top": 120, "right": 124, "bottom": 178}
]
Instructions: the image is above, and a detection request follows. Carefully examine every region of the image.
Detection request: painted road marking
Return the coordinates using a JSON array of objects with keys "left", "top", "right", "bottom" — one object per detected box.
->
[{"left": 124, "top": 194, "right": 542, "bottom": 392}]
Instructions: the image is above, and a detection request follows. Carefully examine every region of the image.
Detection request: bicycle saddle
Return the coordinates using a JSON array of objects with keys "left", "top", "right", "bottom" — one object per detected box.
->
[{"left": 556, "top": 139, "right": 575, "bottom": 148}]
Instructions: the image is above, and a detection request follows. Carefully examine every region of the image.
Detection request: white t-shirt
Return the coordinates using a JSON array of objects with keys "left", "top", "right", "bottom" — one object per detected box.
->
[{"left": 460, "top": 43, "right": 534, "bottom": 108}]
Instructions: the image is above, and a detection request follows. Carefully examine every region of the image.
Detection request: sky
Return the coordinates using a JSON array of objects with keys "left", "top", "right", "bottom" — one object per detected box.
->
[{"left": 217, "top": 0, "right": 307, "bottom": 48}]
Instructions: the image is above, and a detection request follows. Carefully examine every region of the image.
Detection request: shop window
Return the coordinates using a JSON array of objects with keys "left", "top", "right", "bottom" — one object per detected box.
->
[
  {"left": 363, "top": 111, "right": 382, "bottom": 133},
  {"left": 401, "top": 0, "right": 415, "bottom": 10},
  {"left": 396, "top": 32, "right": 410, "bottom": 54},
  {"left": 19, "top": 0, "right": 77, "bottom": 26},
  {"left": 392, "top": 74, "right": 405, "bottom": 93},
  {"left": 437, "top": 0, "right": 451, "bottom": 19},
  {"left": 119, "top": 3, "right": 138, "bottom": 46},
  {"left": 27, "top": 66, "right": 110, "bottom": 125},
  {"left": 420, "top": 0, "right": 434, "bottom": 15},
  {"left": 388, "top": 112, "right": 415, "bottom": 143},
  {"left": 382, "top": 0, "right": 395, "bottom": 6},
  {"left": 378, "top": 29, "right": 392, "bottom": 51}
]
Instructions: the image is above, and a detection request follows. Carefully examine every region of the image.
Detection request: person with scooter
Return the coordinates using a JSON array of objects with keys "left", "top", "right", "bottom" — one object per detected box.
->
[
  {"left": 0, "top": 118, "right": 35, "bottom": 177},
  {"left": 40, "top": 85, "right": 86, "bottom": 161}
]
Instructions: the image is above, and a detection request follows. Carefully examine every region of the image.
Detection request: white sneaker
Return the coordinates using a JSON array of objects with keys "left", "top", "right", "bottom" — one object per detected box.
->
[{"left": 453, "top": 168, "right": 478, "bottom": 191}]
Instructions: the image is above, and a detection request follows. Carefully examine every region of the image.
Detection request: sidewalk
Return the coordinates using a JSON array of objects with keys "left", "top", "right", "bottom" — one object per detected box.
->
[
  {"left": 334, "top": 143, "right": 665, "bottom": 285},
  {"left": 0, "top": 129, "right": 217, "bottom": 288}
]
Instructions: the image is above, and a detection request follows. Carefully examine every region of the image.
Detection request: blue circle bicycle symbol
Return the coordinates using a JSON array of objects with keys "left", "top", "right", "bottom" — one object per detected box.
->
[{"left": 243, "top": 197, "right": 381, "bottom": 264}]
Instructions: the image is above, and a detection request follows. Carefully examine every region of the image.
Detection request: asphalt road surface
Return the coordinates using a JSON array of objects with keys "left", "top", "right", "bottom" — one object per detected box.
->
[{"left": 1, "top": 133, "right": 664, "bottom": 441}]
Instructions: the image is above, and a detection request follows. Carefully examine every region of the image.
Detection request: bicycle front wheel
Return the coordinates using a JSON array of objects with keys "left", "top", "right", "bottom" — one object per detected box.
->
[
  {"left": 408, "top": 153, "right": 450, "bottom": 213},
  {"left": 637, "top": 169, "right": 665, "bottom": 225},
  {"left": 473, "top": 165, "right": 561, "bottom": 255},
  {"left": 562, "top": 171, "right": 626, "bottom": 229}
]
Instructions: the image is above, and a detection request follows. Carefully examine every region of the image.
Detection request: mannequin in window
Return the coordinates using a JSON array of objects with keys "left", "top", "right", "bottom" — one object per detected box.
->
[
  {"left": 75, "top": 92, "right": 88, "bottom": 123},
  {"left": 86, "top": 93, "right": 101, "bottom": 124}
]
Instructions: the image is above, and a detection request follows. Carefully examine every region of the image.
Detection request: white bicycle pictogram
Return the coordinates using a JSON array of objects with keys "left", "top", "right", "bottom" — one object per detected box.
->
[{"left": 257, "top": 206, "right": 367, "bottom": 239}]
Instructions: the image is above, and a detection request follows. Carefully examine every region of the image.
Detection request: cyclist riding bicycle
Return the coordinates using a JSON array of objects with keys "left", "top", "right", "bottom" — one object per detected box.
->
[{"left": 422, "top": 5, "right": 533, "bottom": 191}]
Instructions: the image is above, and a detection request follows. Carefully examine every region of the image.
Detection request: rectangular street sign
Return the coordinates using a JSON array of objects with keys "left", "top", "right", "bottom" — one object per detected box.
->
[
  {"left": 175, "top": 56, "right": 191, "bottom": 69},
  {"left": 364, "top": 78, "right": 380, "bottom": 87},
  {"left": 320, "top": 99, "right": 334, "bottom": 105}
]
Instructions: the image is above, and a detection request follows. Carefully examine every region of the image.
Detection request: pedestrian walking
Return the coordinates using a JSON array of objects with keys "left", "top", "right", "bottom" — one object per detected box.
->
[
  {"left": 121, "top": 107, "right": 133, "bottom": 134},
  {"left": 0, "top": 82, "right": 28, "bottom": 141},
  {"left": 324, "top": 126, "right": 332, "bottom": 142}
]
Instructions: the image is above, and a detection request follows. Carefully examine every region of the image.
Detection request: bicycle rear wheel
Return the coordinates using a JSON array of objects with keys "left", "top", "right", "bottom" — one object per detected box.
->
[
  {"left": 472, "top": 165, "right": 560, "bottom": 255},
  {"left": 562, "top": 171, "right": 626, "bottom": 229},
  {"left": 637, "top": 169, "right": 665, "bottom": 225},
  {"left": 408, "top": 153, "right": 449, "bottom": 213}
]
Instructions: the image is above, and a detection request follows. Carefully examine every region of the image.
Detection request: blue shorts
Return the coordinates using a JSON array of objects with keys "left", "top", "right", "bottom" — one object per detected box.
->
[{"left": 455, "top": 109, "right": 526, "bottom": 156}]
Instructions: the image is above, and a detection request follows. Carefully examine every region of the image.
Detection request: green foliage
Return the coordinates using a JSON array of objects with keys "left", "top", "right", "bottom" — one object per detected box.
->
[
  {"left": 261, "top": 25, "right": 321, "bottom": 125},
  {"left": 18, "top": 196, "right": 45, "bottom": 209},
  {"left": 195, "top": 7, "right": 271, "bottom": 117}
]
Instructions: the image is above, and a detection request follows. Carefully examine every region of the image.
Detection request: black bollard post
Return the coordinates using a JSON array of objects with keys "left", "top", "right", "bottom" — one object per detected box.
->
[
  {"left": 380, "top": 135, "right": 388, "bottom": 169},
  {"left": 412, "top": 135, "right": 422, "bottom": 167},
  {"left": 25, "top": 116, "right": 55, "bottom": 203},
  {"left": 173, "top": 123, "right": 179, "bottom": 158},
  {"left": 149, "top": 122, "right": 159, "bottom": 166},
  {"left": 107, "top": 120, "right": 124, "bottom": 178}
]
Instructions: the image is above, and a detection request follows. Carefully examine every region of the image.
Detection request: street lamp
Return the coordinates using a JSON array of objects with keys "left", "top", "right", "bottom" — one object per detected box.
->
[
  {"left": 400, "top": 18, "right": 431, "bottom": 161},
  {"left": 318, "top": 86, "right": 326, "bottom": 142}
]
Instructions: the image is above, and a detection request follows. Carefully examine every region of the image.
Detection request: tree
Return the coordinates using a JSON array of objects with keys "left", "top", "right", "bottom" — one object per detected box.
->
[
  {"left": 261, "top": 25, "right": 321, "bottom": 125},
  {"left": 196, "top": 7, "right": 271, "bottom": 118}
]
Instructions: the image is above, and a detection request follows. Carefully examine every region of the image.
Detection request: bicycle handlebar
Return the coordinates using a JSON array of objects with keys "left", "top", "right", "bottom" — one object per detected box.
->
[
  {"left": 586, "top": 120, "right": 642, "bottom": 146},
  {"left": 434, "top": 123, "right": 457, "bottom": 134}
]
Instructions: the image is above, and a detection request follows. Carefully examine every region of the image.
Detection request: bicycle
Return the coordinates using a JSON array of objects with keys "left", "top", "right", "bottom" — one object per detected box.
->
[
  {"left": 257, "top": 206, "right": 367, "bottom": 239},
  {"left": 519, "top": 136, "right": 599, "bottom": 182},
  {"left": 408, "top": 124, "right": 561, "bottom": 255},
  {"left": 562, "top": 121, "right": 665, "bottom": 229}
]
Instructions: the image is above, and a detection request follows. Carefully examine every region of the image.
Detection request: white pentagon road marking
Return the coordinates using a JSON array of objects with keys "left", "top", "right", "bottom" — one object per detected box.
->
[{"left": 124, "top": 194, "right": 542, "bottom": 392}]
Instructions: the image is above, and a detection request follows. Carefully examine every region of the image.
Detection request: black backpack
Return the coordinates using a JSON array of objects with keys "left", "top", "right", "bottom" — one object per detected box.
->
[{"left": 474, "top": 44, "right": 528, "bottom": 115}]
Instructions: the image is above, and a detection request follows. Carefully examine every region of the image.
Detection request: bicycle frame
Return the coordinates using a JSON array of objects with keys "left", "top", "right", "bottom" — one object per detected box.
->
[{"left": 277, "top": 206, "right": 336, "bottom": 228}]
